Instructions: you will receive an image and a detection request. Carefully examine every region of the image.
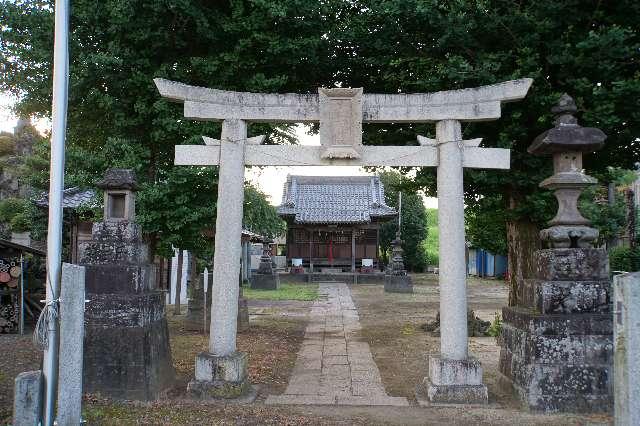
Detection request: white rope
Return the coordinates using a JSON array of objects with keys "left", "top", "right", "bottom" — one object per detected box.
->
[
  {"left": 33, "top": 297, "right": 59, "bottom": 350},
  {"left": 33, "top": 272, "right": 60, "bottom": 350}
]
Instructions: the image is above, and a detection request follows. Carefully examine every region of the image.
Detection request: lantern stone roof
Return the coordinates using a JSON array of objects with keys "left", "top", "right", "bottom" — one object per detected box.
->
[
  {"left": 528, "top": 94, "right": 606, "bottom": 155},
  {"left": 36, "top": 187, "right": 97, "bottom": 209},
  {"left": 96, "top": 169, "right": 138, "bottom": 190},
  {"left": 277, "top": 175, "right": 397, "bottom": 224}
]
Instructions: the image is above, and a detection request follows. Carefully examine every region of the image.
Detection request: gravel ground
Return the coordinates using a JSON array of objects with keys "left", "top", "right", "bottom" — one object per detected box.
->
[{"left": 0, "top": 278, "right": 613, "bottom": 425}]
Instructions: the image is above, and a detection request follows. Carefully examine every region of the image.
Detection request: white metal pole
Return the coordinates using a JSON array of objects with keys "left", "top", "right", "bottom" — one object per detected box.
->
[
  {"left": 398, "top": 192, "right": 402, "bottom": 236},
  {"left": 203, "top": 268, "right": 208, "bottom": 334},
  {"left": 43, "top": 0, "right": 70, "bottom": 424},
  {"left": 19, "top": 253, "right": 24, "bottom": 335}
]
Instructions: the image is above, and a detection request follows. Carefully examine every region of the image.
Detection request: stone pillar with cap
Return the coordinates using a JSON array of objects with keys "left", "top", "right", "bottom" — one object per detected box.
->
[
  {"left": 79, "top": 169, "right": 175, "bottom": 400},
  {"left": 498, "top": 95, "right": 613, "bottom": 412}
]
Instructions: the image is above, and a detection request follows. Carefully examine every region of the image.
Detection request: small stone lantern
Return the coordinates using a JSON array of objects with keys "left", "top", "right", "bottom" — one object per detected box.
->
[
  {"left": 96, "top": 169, "right": 138, "bottom": 222},
  {"left": 528, "top": 94, "right": 606, "bottom": 248},
  {"left": 251, "top": 239, "right": 279, "bottom": 290},
  {"left": 384, "top": 230, "right": 413, "bottom": 293}
]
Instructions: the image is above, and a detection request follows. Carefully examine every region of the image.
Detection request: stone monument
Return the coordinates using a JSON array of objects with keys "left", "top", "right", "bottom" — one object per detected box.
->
[
  {"left": 384, "top": 231, "right": 413, "bottom": 293},
  {"left": 79, "top": 169, "right": 175, "bottom": 400},
  {"left": 498, "top": 95, "right": 613, "bottom": 412},
  {"left": 250, "top": 240, "right": 279, "bottom": 290}
]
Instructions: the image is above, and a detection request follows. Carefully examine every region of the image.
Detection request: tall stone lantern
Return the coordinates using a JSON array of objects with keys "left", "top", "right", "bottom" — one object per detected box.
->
[
  {"left": 79, "top": 169, "right": 175, "bottom": 400},
  {"left": 498, "top": 95, "right": 613, "bottom": 413},
  {"left": 528, "top": 94, "right": 606, "bottom": 248}
]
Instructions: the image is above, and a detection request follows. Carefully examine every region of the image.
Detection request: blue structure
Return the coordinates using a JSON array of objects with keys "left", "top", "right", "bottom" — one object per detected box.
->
[{"left": 467, "top": 247, "right": 507, "bottom": 278}]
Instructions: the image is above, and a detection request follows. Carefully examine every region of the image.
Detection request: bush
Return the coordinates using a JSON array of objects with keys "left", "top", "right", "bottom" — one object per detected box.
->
[
  {"left": 0, "top": 198, "right": 32, "bottom": 233},
  {"left": 10, "top": 212, "right": 31, "bottom": 233},
  {"left": 0, "top": 136, "right": 15, "bottom": 156},
  {"left": 0, "top": 198, "right": 28, "bottom": 222},
  {"left": 487, "top": 312, "right": 502, "bottom": 337},
  {"left": 609, "top": 246, "right": 640, "bottom": 272}
]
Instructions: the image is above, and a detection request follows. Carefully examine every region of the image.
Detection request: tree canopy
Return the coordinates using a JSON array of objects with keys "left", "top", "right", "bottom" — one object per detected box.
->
[{"left": 1, "top": 0, "right": 638, "bottom": 269}]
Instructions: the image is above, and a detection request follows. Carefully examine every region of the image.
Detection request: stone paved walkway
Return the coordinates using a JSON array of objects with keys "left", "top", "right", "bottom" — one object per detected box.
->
[{"left": 266, "top": 282, "right": 409, "bottom": 406}]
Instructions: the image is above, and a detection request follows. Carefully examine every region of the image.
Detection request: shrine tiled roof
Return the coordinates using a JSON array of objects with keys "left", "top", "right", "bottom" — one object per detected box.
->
[
  {"left": 35, "top": 187, "right": 98, "bottom": 209},
  {"left": 277, "top": 175, "right": 397, "bottom": 224}
]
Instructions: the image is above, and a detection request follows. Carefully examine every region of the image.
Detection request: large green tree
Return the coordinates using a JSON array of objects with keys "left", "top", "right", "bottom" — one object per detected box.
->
[
  {"left": 1, "top": 1, "right": 638, "bottom": 301},
  {"left": 1, "top": 0, "right": 311, "bottom": 255}
]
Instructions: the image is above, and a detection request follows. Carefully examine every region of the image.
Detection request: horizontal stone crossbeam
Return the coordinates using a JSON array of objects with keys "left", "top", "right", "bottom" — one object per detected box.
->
[
  {"left": 155, "top": 78, "right": 532, "bottom": 123},
  {"left": 175, "top": 143, "right": 510, "bottom": 169}
]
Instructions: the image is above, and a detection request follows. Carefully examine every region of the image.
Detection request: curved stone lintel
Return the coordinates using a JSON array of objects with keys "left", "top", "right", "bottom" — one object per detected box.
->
[{"left": 154, "top": 78, "right": 533, "bottom": 123}]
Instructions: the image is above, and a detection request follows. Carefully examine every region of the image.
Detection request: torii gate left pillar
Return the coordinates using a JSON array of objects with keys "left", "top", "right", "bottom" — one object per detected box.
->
[{"left": 155, "top": 78, "right": 532, "bottom": 402}]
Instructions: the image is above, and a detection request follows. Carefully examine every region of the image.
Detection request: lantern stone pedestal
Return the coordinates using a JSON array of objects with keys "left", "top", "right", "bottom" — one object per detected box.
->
[{"left": 498, "top": 95, "right": 613, "bottom": 413}]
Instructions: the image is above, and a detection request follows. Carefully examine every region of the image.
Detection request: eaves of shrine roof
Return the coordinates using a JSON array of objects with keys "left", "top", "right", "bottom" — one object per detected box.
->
[
  {"left": 35, "top": 187, "right": 98, "bottom": 209},
  {"left": 277, "top": 175, "right": 397, "bottom": 224}
]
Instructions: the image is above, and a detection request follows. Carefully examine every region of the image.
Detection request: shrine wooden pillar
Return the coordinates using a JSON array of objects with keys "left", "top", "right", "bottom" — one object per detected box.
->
[
  {"left": 351, "top": 228, "right": 356, "bottom": 272},
  {"left": 308, "top": 229, "right": 314, "bottom": 273}
]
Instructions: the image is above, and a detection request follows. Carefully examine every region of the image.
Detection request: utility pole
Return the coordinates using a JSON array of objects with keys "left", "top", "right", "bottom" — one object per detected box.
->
[{"left": 42, "top": 0, "right": 70, "bottom": 424}]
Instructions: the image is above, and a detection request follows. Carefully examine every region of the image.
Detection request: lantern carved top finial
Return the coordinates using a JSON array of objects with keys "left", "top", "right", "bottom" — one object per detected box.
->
[{"left": 528, "top": 95, "right": 606, "bottom": 156}]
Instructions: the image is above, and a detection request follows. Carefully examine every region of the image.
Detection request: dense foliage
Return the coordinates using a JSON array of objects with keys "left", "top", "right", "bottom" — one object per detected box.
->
[
  {"left": 1, "top": 1, "right": 638, "bottom": 272},
  {"left": 378, "top": 171, "right": 428, "bottom": 272},
  {"left": 609, "top": 247, "right": 640, "bottom": 273}
]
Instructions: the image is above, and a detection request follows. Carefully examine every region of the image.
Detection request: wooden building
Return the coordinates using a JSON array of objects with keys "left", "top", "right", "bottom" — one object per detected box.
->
[{"left": 277, "top": 175, "right": 396, "bottom": 272}]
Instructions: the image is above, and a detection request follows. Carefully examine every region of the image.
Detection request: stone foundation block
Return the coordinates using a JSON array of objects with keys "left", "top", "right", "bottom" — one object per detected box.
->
[
  {"left": 417, "top": 355, "right": 488, "bottom": 404},
  {"left": 518, "top": 279, "right": 610, "bottom": 314},
  {"left": 250, "top": 273, "right": 279, "bottom": 290},
  {"left": 85, "top": 264, "right": 154, "bottom": 294},
  {"left": 383, "top": 274, "right": 413, "bottom": 293},
  {"left": 13, "top": 371, "right": 43, "bottom": 426},
  {"left": 502, "top": 306, "right": 612, "bottom": 336},
  {"left": 428, "top": 355, "right": 483, "bottom": 386},
  {"left": 195, "top": 351, "right": 248, "bottom": 383},
  {"left": 188, "top": 351, "right": 251, "bottom": 399},
  {"left": 422, "top": 382, "right": 488, "bottom": 404},
  {"left": 534, "top": 248, "right": 608, "bottom": 281},
  {"left": 499, "top": 306, "right": 613, "bottom": 412}
]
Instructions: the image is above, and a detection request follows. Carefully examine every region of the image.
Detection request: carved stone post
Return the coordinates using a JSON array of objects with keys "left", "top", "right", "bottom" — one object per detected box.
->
[{"left": 498, "top": 95, "right": 613, "bottom": 412}]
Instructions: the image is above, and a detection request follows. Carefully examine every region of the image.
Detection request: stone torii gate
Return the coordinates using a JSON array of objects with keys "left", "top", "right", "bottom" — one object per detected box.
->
[{"left": 155, "top": 77, "right": 532, "bottom": 403}]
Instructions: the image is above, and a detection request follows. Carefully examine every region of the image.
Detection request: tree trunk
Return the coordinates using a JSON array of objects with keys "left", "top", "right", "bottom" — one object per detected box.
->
[
  {"left": 506, "top": 219, "right": 540, "bottom": 306},
  {"left": 174, "top": 249, "right": 184, "bottom": 315}
]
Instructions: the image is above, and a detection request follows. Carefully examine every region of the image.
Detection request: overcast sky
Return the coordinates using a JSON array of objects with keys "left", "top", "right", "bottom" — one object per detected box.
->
[{"left": 1, "top": 95, "right": 437, "bottom": 208}]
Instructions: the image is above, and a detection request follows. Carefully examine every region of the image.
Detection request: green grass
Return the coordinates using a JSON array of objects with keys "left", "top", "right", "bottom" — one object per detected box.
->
[
  {"left": 243, "top": 282, "right": 318, "bottom": 301},
  {"left": 424, "top": 208, "right": 439, "bottom": 266}
]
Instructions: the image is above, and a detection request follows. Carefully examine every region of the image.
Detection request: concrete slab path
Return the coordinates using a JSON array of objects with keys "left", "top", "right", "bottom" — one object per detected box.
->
[{"left": 266, "top": 282, "right": 409, "bottom": 406}]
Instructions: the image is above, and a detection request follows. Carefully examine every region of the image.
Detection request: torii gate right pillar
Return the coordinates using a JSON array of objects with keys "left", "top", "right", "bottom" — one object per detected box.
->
[{"left": 418, "top": 120, "right": 489, "bottom": 404}]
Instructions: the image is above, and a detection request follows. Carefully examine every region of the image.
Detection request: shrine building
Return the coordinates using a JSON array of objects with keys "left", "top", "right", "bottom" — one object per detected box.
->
[{"left": 277, "top": 175, "right": 397, "bottom": 272}]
